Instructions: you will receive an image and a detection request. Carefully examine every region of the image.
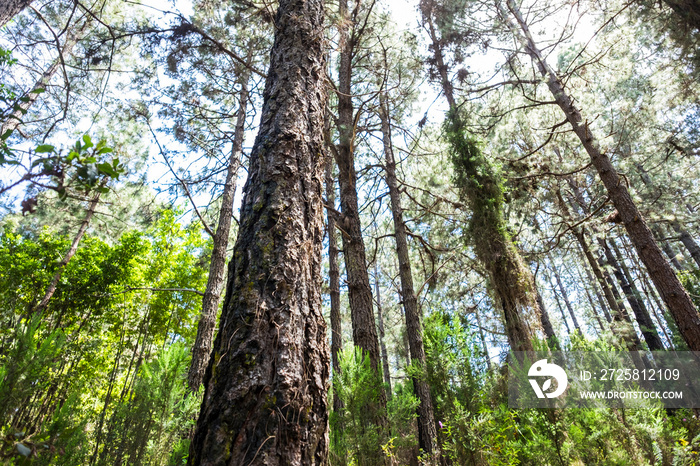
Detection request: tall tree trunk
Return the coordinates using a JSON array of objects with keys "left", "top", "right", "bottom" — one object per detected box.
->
[
  {"left": 325, "top": 154, "right": 344, "bottom": 417},
  {"left": 552, "top": 264, "right": 581, "bottom": 333},
  {"left": 581, "top": 255, "right": 613, "bottom": 324},
  {"left": 187, "top": 77, "right": 248, "bottom": 392},
  {"left": 422, "top": 3, "right": 538, "bottom": 353},
  {"left": 0, "top": 0, "right": 33, "bottom": 28},
  {"left": 548, "top": 271, "right": 571, "bottom": 335},
  {"left": 373, "top": 266, "right": 393, "bottom": 399},
  {"left": 606, "top": 238, "right": 666, "bottom": 350},
  {"left": 379, "top": 92, "right": 440, "bottom": 460},
  {"left": 34, "top": 190, "right": 101, "bottom": 314},
  {"left": 536, "top": 288, "right": 560, "bottom": 349},
  {"left": 503, "top": 0, "right": 700, "bottom": 351},
  {"left": 187, "top": 0, "right": 329, "bottom": 463},
  {"left": 333, "top": 0, "right": 388, "bottom": 422}
]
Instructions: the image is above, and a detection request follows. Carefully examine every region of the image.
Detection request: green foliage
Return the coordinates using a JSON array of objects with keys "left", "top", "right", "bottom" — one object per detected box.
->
[{"left": 330, "top": 346, "right": 388, "bottom": 466}]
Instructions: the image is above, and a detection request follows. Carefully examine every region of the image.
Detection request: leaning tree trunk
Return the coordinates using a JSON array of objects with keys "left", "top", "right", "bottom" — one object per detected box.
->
[
  {"left": 34, "top": 190, "right": 102, "bottom": 314},
  {"left": 379, "top": 92, "right": 440, "bottom": 461},
  {"left": 187, "top": 0, "right": 329, "bottom": 463},
  {"left": 422, "top": 4, "right": 538, "bottom": 353},
  {"left": 503, "top": 0, "right": 700, "bottom": 351},
  {"left": 672, "top": 222, "right": 700, "bottom": 269},
  {"left": 0, "top": 0, "right": 34, "bottom": 28},
  {"left": 187, "top": 77, "right": 249, "bottom": 392},
  {"left": 603, "top": 238, "right": 665, "bottom": 350}
]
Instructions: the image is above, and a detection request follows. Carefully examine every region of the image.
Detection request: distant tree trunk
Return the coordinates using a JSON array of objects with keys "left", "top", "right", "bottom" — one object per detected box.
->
[
  {"left": 325, "top": 154, "right": 344, "bottom": 417},
  {"left": 581, "top": 256, "right": 612, "bottom": 324},
  {"left": 653, "top": 225, "right": 685, "bottom": 271},
  {"left": 548, "top": 272, "right": 571, "bottom": 335},
  {"left": 379, "top": 92, "right": 440, "bottom": 460},
  {"left": 187, "top": 77, "right": 248, "bottom": 392},
  {"left": 473, "top": 305, "right": 492, "bottom": 369},
  {"left": 552, "top": 264, "right": 581, "bottom": 333},
  {"left": 672, "top": 222, "right": 700, "bottom": 269},
  {"left": 333, "top": 0, "right": 387, "bottom": 424},
  {"left": 536, "top": 288, "right": 560, "bottom": 349},
  {"left": 34, "top": 190, "right": 101, "bottom": 314},
  {"left": 373, "top": 266, "right": 393, "bottom": 399},
  {"left": 0, "top": 0, "right": 33, "bottom": 28},
  {"left": 606, "top": 239, "right": 666, "bottom": 350},
  {"left": 503, "top": 0, "right": 700, "bottom": 351},
  {"left": 187, "top": 0, "right": 329, "bottom": 463}
]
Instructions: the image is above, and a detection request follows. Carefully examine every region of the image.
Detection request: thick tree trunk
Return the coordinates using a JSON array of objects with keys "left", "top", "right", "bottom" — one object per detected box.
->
[
  {"left": 187, "top": 78, "right": 248, "bottom": 392},
  {"left": 325, "top": 155, "right": 344, "bottom": 417},
  {"left": 187, "top": 0, "right": 329, "bottom": 463},
  {"left": 333, "top": 0, "right": 387, "bottom": 421},
  {"left": 0, "top": 0, "right": 33, "bottom": 28},
  {"left": 504, "top": 0, "right": 700, "bottom": 351},
  {"left": 379, "top": 93, "right": 440, "bottom": 460},
  {"left": 606, "top": 239, "right": 666, "bottom": 350}
]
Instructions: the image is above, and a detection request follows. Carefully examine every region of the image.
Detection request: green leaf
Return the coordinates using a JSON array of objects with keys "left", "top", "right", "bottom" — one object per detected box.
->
[
  {"left": 97, "top": 147, "right": 113, "bottom": 154},
  {"left": 1, "top": 129, "right": 12, "bottom": 140},
  {"left": 34, "top": 144, "right": 55, "bottom": 154},
  {"left": 82, "top": 134, "right": 93, "bottom": 149},
  {"left": 31, "top": 87, "right": 45, "bottom": 94}
]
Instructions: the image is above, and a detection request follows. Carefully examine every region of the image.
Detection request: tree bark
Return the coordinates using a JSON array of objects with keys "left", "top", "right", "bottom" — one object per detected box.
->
[
  {"left": 552, "top": 264, "right": 581, "bottom": 333},
  {"left": 536, "top": 288, "right": 560, "bottom": 349},
  {"left": 325, "top": 154, "right": 344, "bottom": 417},
  {"left": 187, "top": 76, "right": 248, "bottom": 392},
  {"left": 187, "top": 0, "right": 329, "bottom": 463},
  {"left": 373, "top": 266, "right": 393, "bottom": 398},
  {"left": 606, "top": 238, "right": 665, "bottom": 350},
  {"left": 332, "top": 0, "right": 387, "bottom": 419},
  {"left": 503, "top": 0, "right": 700, "bottom": 351},
  {"left": 0, "top": 0, "right": 33, "bottom": 28},
  {"left": 422, "top": 2, "right": 538, "bottom": 353},
  {"left": 379, "top": 92, "right": 440, "bottom": 460},
  {"left": 672, "top": 222, "right": 700, "bottom": 269}
]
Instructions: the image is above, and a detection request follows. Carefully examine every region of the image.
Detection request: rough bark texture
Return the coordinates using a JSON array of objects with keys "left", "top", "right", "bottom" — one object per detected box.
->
[
  {"left": 504, "top": 0, "right": 700, "bottom": 351},
  {"left": 187, "top": 0, "right": 329, "bottom": 463},
  {"left": 0, "top": 0, "right": 33, "bottom": 28},
  {"left": 604, "top": 239, "right": 665, "bottom": 351},
  {"left": 379, "top": 94, "right": 440, "bottom": 460},
  {"left": 187, "top": 80, "right": 248, "bottom": 392}
]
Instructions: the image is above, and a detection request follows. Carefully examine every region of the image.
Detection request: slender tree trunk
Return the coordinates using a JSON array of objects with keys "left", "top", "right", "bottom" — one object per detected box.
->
[
  {"left": 332, "top": 0, "right": 388, "bottom": 424},
  {"left": 379, "top": 92, "right": 440, "bottom": 460},
  {"left": 34, "top": 191, "right": 101, "bottom": 314},
  {"left": 0, "top": 0, "right": 33, "bottom": 29},
  {"left": 473, "top": 305, "right": 492, "bottom": 370},
  {"left": 187, "top": 0, "right": 329, "bottom": 463},
  {"left": 581, "top": 255, "right": 613, "bottom": 323},
  {"left": 536, "top": 288, "right": 560, "bottom": 349},
  {"left": 187, "top": 77, "right": 248, "bottom": 392},
  {"left": 503, "top": 0, "right": 700, "bottom": 350},
  {"left": 325, "top": 154, "right": 344, "bottom": 417},
  {"left": 548, "top": 272, "right": 571, "bottom": 335},
  {"left": 607, "top": 239, "right": 666, "bottom": 350},
  {"left": 373, "top": 266, "right": 393, "bottom": 398},
  {"left": 653, "top": 225, "right": 685, "bottom": 271},
  {"left": 551, "top": 264, "right": 581, "bottom": 333}
]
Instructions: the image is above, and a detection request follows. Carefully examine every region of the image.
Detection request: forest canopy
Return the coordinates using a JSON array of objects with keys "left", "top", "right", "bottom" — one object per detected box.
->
[{"left": 0, "top": 0, "right": 699, "bottom": 464}]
